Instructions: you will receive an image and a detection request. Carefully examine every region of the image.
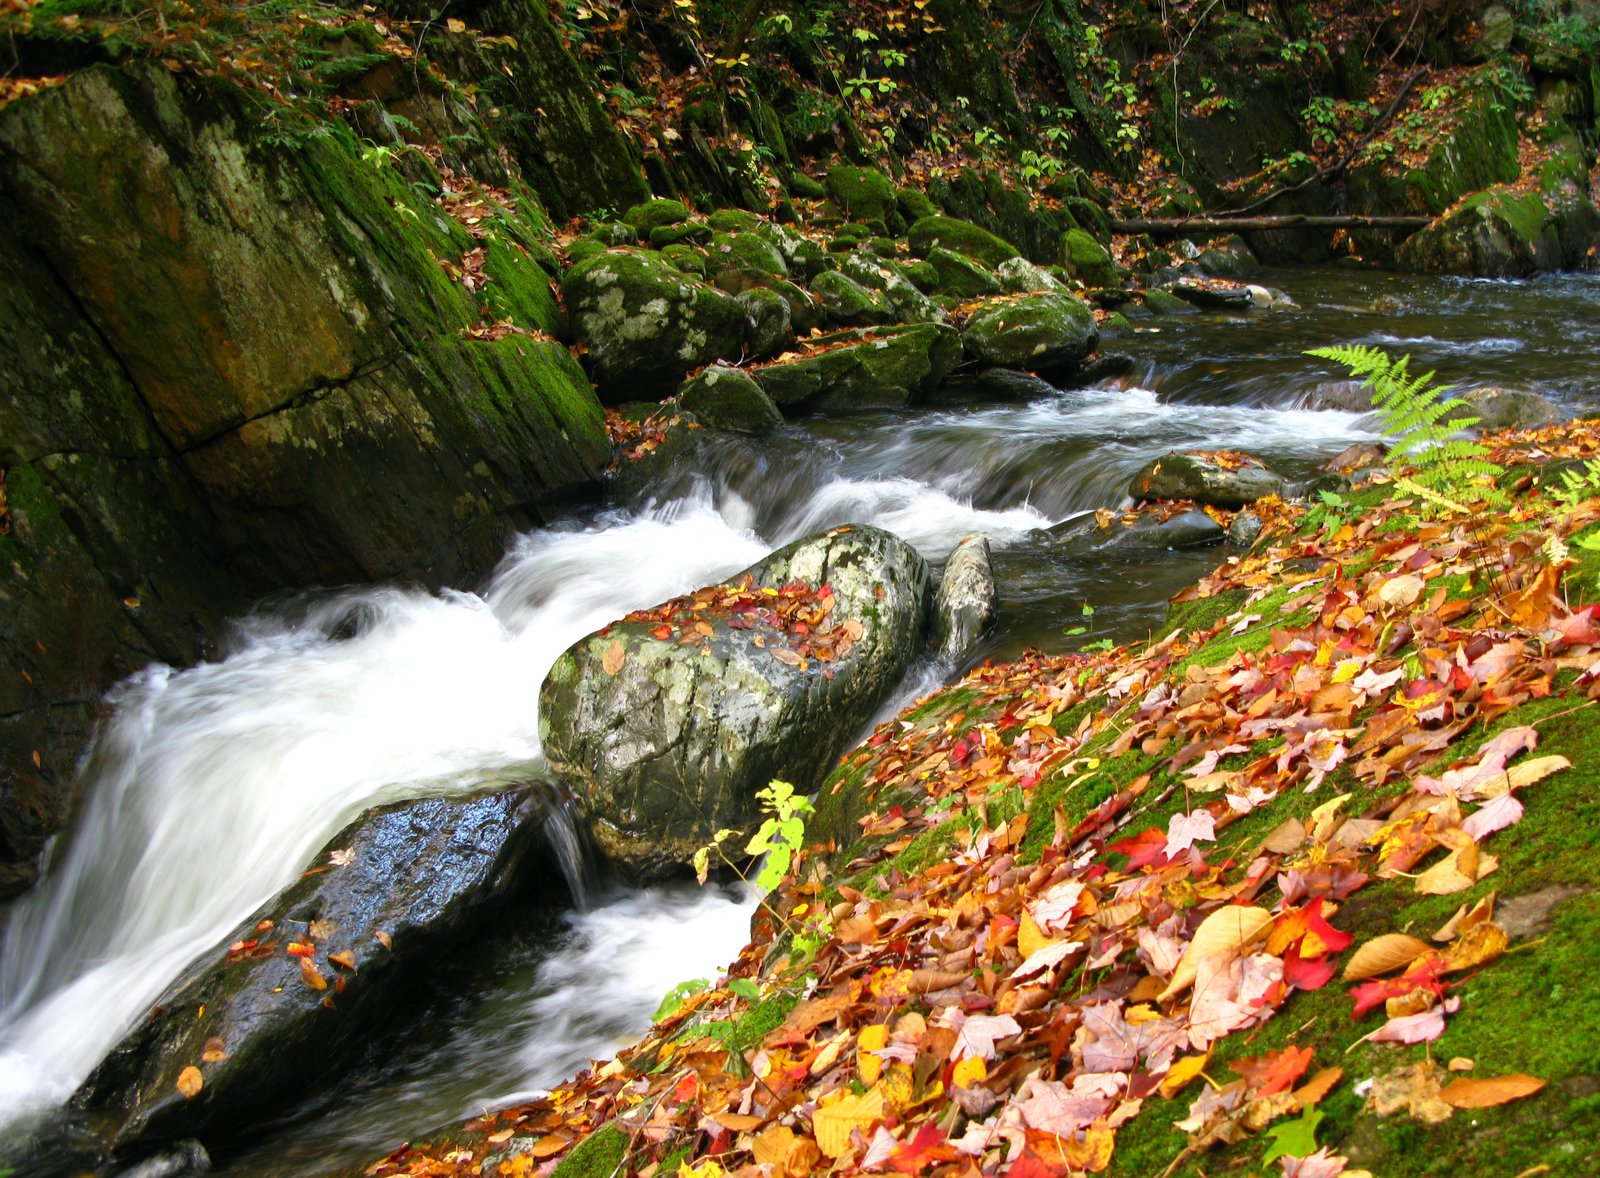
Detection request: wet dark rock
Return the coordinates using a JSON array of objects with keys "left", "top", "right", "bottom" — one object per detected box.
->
[
  {"left": 751, "top": 325, "right": 962, "bottom": 414},
  {"left": 1076, "top": 352, "right": 1137, "bottom": 382},
  {"left": 1227, "top": 511, "right": 1264, "bottom": 548},
  {"left": 960, "top": 292, "right": 1098, "bottom": 376},
  {"left": 1130, "top": 452, "right": 1287, "bottom": 508},
  {"left": 928, "top": 368, "right": 1060, "bottom": 405},
  {"left": 1163, "top": 280, "right": 1254, "bottom": 309},
  {"left": 1140, "top": 288, "right": 1196, "bottom": 315},
  {"left": 76, "top": 790, "right": 552, "bottom": 1153},
  {"left": 1194, "top": 235, "right": 1262, "bottom": 279},
  {"left": 1325, "top": 442, "right": 1389, "bottom": 473},
  {"left": 541, "top": 526, "right": 930, "bottom": 880},
  {"left": 811, "top": 269, "right": 895, "bottom": 327},
  {"left": 932, "top": 536, "right": 998, "bottom": 664},
  {"left": 1051, "top": 510, "right": 1226, "bottom": 554},
  {"left": 737, "top": 287, "right": 794, "bottom": 358},
  {"left": 677, "top": 366, "right": 784, "bottom": 434}
]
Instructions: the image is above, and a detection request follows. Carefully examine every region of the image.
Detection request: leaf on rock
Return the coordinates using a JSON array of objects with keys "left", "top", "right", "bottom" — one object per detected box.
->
[
  {"left": 1343, "top": 933, "right": 1434, "bottom": 981},
  {"left": 601, "top": 639, "right": 626, "bottom": 676},
  {"left": 1438, "top": 1073, "right": 1546, "bottom": 1109},
  {"left": 176, "top": 1066, "right": 203, "bottom": 1099},
  {"left": 200, "top": 1036, "right": 227, "bottom": 1064},
  {"left": 299, "top": 956, "right": 328, "bottom": 991}
]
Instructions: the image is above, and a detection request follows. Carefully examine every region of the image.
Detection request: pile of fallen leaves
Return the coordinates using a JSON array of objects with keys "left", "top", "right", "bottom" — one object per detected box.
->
[
  {"left": 368, "top": 420, "right": 1600, "bottom": 1178},
  {"left": 604, "top": 576, "right": 865, "bottom": 672},
  {"left": 603, "top": 408, "right": 696, "bottom": 465}
]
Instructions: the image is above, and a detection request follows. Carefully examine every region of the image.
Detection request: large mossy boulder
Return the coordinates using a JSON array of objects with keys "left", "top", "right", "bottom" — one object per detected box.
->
[
  {"left": 1397, "top": 136, "right": 1600, "bottom": 277},
  {"left": 960, "top": 292, "right": 1099, "bottom": 376},
  {"left": 1129, "top": 451, "right": 1287, "bottom": 508},
  {"left": 840, "top": 254, "right": 951, "bottom": 325},
  {"left": 0, "top": 64, "right": 611, "bottom": 892},
  {"left": 540, "top": 526, "right": 930, "bottom": 880},
  {"left": 907, "top": 215, "right": 1021, "bottom": 268},
  {"left": 811, "top": 269, "right": 896, "bottom": 327},
  {"left": 623, "top": 198, "right": 692, "bottom": 234},
  {"left": 751, "top": 324, "right": 962, "bottom": 414},
  {"left": 563, "top": 249, "right": 747, "bottom": 399},
  {"left": 1060, "top": 229, "right": 1117, "bottom": 287},
  {"left": 923, "top": 247, "right": 1003, "bottom": 298},
  {"left": 76, "top": 789, "right": 553, "bottom": 1152}
]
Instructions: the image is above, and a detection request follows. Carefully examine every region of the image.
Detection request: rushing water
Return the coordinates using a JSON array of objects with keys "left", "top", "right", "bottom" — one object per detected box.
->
[{"left": 2, "top": 267, "right": 1598, "bottom": 1175}]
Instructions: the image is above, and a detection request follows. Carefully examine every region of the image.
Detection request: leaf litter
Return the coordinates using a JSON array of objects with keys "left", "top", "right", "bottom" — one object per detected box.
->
[{"left": 367, "top": 420, "right": 1600, "bottom": 1177}]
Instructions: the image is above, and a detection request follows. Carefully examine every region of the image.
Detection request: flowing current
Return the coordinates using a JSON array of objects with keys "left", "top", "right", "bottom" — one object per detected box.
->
[{"left": 2, "top": 268, "right": 1597, "bottom": 1174}]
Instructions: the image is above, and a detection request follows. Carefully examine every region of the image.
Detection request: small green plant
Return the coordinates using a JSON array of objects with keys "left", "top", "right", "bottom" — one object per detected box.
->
[
  {"left": 1420, "top": 83, "right": 1456, "bottom": 110},
  {"left": 1552, "top": 458, "right": 1600, "bottom": 509},
  {"left": 1305, "top": 345, "right": 1507, "bottom": 514},
  {"left": 1063, "top": 601, "right": 1096, "bottom": 637},
  {"left": 654, "top": 976, "right": 710, "bottom": 1020},
  {"left": 1303, "top": 488, "right": 1357, "bottom": 537},
  {"left": 694, "top": 778, "right": 813, "bottom": 894}
]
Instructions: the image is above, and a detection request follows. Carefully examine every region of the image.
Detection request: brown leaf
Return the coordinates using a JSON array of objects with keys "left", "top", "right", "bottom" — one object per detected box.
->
[
  {"left": 1344, "top": 933, "right": 1434, "bottom": 981},
  {"left": 1439, "top": 1074, "right": 1546, "bottom": 1109},
  {"left": 328, "top": 950, "right": 359, "bottom": 972},
  {"left": 1294, "top": 1066, "right": 1344, "bottom": 1106},
  {"left": 299, "top": 956, "right": 328, "bottom": 991},
  {"left": 307, "top": 919, "right": 337, "bottom": 940},
  {"left": 1158, "top": 905, "right": 1273, "bottom": 1002},
  {"left": 601, "top": 639, "right": 626, "bottom": 676},
  {"left": 176, "top": 1066, "right": 203, "bottom": 1099},
  {"left": 374, "top": 930, "right": 392, "bottom": 951},
  {"left": 200, "top": 1036, "right": 228, "bottom": 1064}
]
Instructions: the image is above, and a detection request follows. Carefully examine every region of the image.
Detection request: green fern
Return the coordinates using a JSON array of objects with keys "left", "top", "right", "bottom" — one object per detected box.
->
[
  {"left": 1551, "top": 457, "right": 1600, "bottom": 509},
  {"left": 1306, "top": 344, "right": 1506, "bottom": 513}
]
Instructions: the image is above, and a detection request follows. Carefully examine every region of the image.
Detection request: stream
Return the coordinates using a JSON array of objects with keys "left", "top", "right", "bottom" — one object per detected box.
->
[{"left": 2, "top": 267, "right": 1598, "bottom": 1176}]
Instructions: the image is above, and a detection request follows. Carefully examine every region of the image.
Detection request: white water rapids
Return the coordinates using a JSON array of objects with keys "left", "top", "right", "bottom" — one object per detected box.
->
[{"left": 0, "top": 380, "right": 1383, "bottom": 1166}]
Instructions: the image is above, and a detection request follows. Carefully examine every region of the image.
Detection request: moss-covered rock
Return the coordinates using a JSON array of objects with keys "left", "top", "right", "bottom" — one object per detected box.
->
[
  {"left": 960, "top": 291, "right": 1099, "bottom": 376},
  {"left": 677, "top": 365, "right": 784, "bottom": 433},
  {"left": 908, "top": 214, "right": 1021, "bottom": 268},
  {"left": 540, "top": 526, "right": 929, "bottom": 879},
  {"left": 706, "top": 208, "right": 762, "bottom": 233},
  {"left": 751, "top": 324, "right": 962, "bottom": 414},
  {"left": 737, "top": 287, "right": 794, "bottom": 358},
  {"left": 1398, "top": 135, "right": 1600, "bottom": 277},
  {"left": 587, "top": 221, "right": 637, "bottom": 246},
  {"left": 840, "top": 254, "right": 951, "bottom": 325},
  {"left": 996, "top": 256, "right": 1063, "bottom": 294},
  {"left": 896, "top": 187, "right": 939, "bottom": 224},
  {"left": 1141, "top": 288, "right": 1198, "bottom": 315},
  {"left": 624, "top": 197, "right": 692, "bottom": 233},
  {"left": 660, "top": 243, "right": 709, "bottom": 279},
  {"left": 562, "top": 248, "right": 747, "bottom": 398},
  {"left": 811, "top": 269, "right": 895, "bottom": 327},
  {"left": 1060, "top": 228, "right": 1117, "bottom": 287},
  {"left": 757, "top": 222, "right": 828, "bottom": 280},
  {"left": 708, "top": 231, "right": 787, "bottom": 278},
  {"left": 825, "top": 165, "right": 899, "bottom": 227},
  {"left": 923, "top": 246, "right": 1003, "bottom": 298},
  {"left": 648, "top": 220, "right": 709, "bottom": 248}
]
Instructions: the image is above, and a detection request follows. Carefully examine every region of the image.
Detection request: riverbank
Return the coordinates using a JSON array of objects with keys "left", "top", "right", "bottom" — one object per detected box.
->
[{"left": 368, "top": 415, "right": 1600, "bottom": 1178}]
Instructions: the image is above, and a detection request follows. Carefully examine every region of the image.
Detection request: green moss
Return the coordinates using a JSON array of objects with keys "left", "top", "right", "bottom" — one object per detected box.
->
[
  {"left": 551, "top": 1122, "right": 628, "bottom": 1178},
  {"left": 1163, "top": 587, "right": 1248, "bottom": 636}
]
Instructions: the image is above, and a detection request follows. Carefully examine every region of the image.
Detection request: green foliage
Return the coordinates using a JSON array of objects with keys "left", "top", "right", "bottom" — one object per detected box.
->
[
  {"left": 1262, "top": 1103, "right": 1324, "bottom": 1164},
  {"left": 745, "top": 779, "right": 813, "bottom": 893},
  {"left": 1551, "top": 459, "right": 1600, "bottom": 510},
  {"left": 1303, "top": 488, "right": 1356, "bottom": 536},
  {"left": 654, "top": 977, "right": 710, "bottom": 1020},
  {"left": 1306, "top": 345, "right": 1506, "bottom": 514}
]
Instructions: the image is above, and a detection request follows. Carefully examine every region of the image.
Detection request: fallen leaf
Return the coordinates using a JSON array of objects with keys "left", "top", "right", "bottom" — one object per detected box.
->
[
  {"left": 300, "top": 957, "right": 328, "bottom": 991},
  {"left": 200, "top": 1036, "right": 227, "bottom": 1063},
  {"left": 1439, "top": 1073, "right": 1546, "bottom": 1109},
  {"left": 812, "top": 1085, "right": 885, "bottom": 1158},
  {"left": 1159, "top": 905, "right": 1274, "bottom": 1001},
  {"left": 1343, "top": 933, "right": 1434, "bottom": 981},
  {"left": 601, "top": 639, "right": 626, "bottom": 675},
  {"left": 176, "top": 1066, "right": 203, "bottom": 1099}
]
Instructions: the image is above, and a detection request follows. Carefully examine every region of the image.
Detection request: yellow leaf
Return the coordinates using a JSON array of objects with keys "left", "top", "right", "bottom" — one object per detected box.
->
[
  {"left": 601, "top": 639, "right": 626, "bottom": 675},
  {"left": 812, "top": 1084, "right": 884, "bottom": 1158},
  {"left": 1158, "top": 1052, "right": 1209, "bottom": 1098},
  {"left": 446, "top": 16, "right": 465, "bottom": 31},
  {"left": 1477, "top": 754, "right": 1570, "bottom": 798},
  {"left": 952, "top": 1055, "right": 987, "bottom": 1088},
  {"left": 300, "top": 956, "right": 328, "bottom": 990},
  {"left": 1158, "top": 905, "right": 1274, "bottom": 1002},
  {"left": 200, "top": 1036, "right": 228, "bottom": 1064},
  {"left": 1442, "top": 920, "right": 1508, "bottom": 973},
  {"left": 1343, "top": 933, "right": 1434, "bottom": 981},
  {"left": 752, "top": 1125, "right": 822, "bottom": 1178},
  {"left": 176, "top": 1066, "right": 203, "bottom": 1099},
  {"left": 857, "top": 1023, "right": 888, "bottom": 1084},
  {"left": 1018, "top": 909, "right": 1058, "bottom": 960}
]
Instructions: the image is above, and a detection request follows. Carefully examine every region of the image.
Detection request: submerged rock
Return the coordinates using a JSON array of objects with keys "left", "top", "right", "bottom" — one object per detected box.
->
[
  {"left": 751, "top": 325, "right": 962, "bottom": 414},
  {"left": 932, "top": 536, "right": 998, "bottom": 663},
  {"left": 1130, "top": 451, "right": 1287, "bottom": 508},
  {"left": 76, "top": 789, "right": 553, "bottom": 1153},
  {"left": 960, "top": 292, "right": 1099, "bottom": 376},
  {"left": 541, "top": 526, "right": 930, "bottom": 880},
  {"left": 563, "top": 249, "right": 747, "bottom": 399}
]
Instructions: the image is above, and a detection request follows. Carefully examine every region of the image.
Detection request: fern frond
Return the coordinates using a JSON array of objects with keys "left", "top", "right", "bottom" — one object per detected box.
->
[{"left": 1306, "top": 344, "right": 1506, "bottom": 517}]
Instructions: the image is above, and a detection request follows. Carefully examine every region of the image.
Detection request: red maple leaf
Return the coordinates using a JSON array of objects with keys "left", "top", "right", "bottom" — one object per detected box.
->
[
  {"left": 1350, "top": 955, "right": 1447, "bottom": 1018},
  {"left": 888, "top": 1122, "right": 954, "bottom": 1174},
  {"left": 1230, "top": 1044, "right": 1314, "bottom": 1096},
  {"left": 1108, "top": 826, "right": 1169, "bottom": 869}
]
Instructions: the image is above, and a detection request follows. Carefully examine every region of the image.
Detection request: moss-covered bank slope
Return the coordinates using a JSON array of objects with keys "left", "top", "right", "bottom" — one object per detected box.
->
[{"left": 371, "top": 417, "right": 1600, "bottom": 1178}]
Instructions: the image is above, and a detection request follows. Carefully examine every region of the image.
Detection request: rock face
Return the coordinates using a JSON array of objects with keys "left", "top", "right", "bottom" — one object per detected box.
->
[
  {"left": 961, "top": 292, "right": 1099, "bottom": 376},
  {"left": 931, "top": 536, "right": 998, "bottom": 663},
  {"left": 908, "top": 215, "right": 1021, "bottom": 268},
  {"left": 1129, "top": 452, "right": 1287, "bottom": 509},
  {"left": 751, "top": 325, "right": 962, "bottom": 414},
  {"left": 76, "top": 789, "right": 553, "bottom": 1152},
  {"left": 0, "top": 64, "right": 611, "bottom": 898},
  {"left": 677, "top": 366, "right": 785, "bottom": 433},
  {"left": 562, "top": 249, "right": 748, "bottom": 399},
  {"left": 541, "top": 526, "right": 930, "bottom": 880}
]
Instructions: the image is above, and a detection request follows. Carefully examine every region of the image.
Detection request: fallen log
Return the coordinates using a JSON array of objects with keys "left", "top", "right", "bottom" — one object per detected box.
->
[{"left": 1112, "top": 214, "right": 1432, "bottom": 236}]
